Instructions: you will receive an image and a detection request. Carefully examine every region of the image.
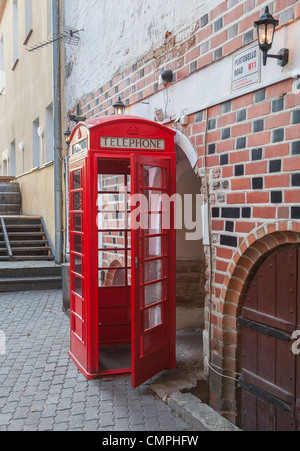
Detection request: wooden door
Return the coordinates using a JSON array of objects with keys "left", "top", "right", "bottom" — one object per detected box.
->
[{"left": 239, "top": 248, "right": 300, "bottom": 431}]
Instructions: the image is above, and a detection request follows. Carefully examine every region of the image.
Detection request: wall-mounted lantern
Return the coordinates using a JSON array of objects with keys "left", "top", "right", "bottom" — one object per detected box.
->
[
  {"left": 254, "top": 6, "right": 289, "bottom": 67},
  {"left": 64, "top": 128, "right": 71, "bottom": 147},
  {"left": 113, "top": 97, "right": 126, "bottom": 116}
]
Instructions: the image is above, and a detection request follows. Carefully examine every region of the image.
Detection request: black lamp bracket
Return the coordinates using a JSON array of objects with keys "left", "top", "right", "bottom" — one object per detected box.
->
[{"left": 263, "top": 48, "right": 289, "bottom": 67}]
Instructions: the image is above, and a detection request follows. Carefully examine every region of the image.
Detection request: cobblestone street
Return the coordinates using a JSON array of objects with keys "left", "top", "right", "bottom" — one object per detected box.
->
[{"left": 0, "top": 290, "right": 194, "bottom": 432}]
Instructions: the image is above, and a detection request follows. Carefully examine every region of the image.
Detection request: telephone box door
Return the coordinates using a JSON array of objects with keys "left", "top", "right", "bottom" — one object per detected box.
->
[{"left": 131, "top": 154, "right": 176, "bottom": 388}]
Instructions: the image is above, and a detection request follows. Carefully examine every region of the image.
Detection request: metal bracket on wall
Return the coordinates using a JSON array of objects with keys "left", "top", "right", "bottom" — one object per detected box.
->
[
  {"left": 239, "top": 378, "right": 292, "bottom": 413},
  {"left": 26, "top": 26, "right": 84, "bottom": 53},
  {"left": 238, "top": 316, "right": 292, "bottom": 342}
]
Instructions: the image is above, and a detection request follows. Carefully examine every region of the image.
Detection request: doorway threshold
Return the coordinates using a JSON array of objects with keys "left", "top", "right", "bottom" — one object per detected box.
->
[
  {"left": 99, "top": 344, "right": 131, "bottom": 373},
  {"left": 148, "top": 328, "right": 240, "bottom": 431},
  {"left": 149, "top": 328, "right": 206, "bottom": 398}
]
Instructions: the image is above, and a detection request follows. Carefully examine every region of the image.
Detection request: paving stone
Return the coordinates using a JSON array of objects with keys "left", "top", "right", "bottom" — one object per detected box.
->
[
  {"left": 42, "top": 405, "right": 57, "bottom": 418},
  {"left": 71, "top": 402, "right": 85, "bottom": 416},
  {"left": 99, "top": 412, "right": 115, "bottom": 427},
  {"left": 85, "top": 407, "right": 99, "bottom": 421},
  {"left": 0, "top": 290, "right": 194, "bottom": 432},
  {"left": 68, "top": 414, "right": 85, "bottom": 429},
  {"left": 0, "top": 413, "right": 12, "bottom": 426},
  {"left": 38, "top": 418, "right": 55, "bottom": 431},
  {"left": 86, "top": 396, "right": 99, "bottom": 408},
  {"left": 52, "top": 422, "right": 69, "bottom": 431},
  {"left": 55, "top": 409, "right": 71, "bottom": 424},
  {"left": 99, "top": 400, "right": 114, "bottom": 413},
  {"left": 13, "top": 406, "right": 31, "bottom": 420},
  {"left": 84, "top": 420, "right": 99, "bottom": 431},
  {"left": 114, "top": 405, "right": 128, "bottom": 419},
  {"left": 7, "top": 419, "right": 25, "bottom": 431},
  {"left": 25, "top": 411, "right": 42, "bottom": 425}
]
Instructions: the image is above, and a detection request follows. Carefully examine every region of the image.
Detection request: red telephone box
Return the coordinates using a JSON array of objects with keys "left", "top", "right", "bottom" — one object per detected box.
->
[{"left": 68, "top": 116, "right": 177, "bottom": 388}]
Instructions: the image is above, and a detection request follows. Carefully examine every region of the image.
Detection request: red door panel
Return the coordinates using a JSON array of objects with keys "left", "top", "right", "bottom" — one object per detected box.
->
[
  {"left": 131, "top": 154, "right": 176, "bottom": 388},
  {"left": 69, "top": 166, "right": 88, "bottom": 374}
]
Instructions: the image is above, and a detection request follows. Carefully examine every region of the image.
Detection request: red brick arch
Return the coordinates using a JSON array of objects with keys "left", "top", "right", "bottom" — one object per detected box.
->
[
  {"left": 105, "top": 260, "right": 124, "bottom": 287},
  {"left": 209, "top": 221, "right": 300, "bottom": 423},
  {"left": 223, "top": 222, "right": 300, "bottom": 321}
]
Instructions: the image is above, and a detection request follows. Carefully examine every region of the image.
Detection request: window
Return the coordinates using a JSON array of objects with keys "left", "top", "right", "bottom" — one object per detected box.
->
[
  {"left": 12, "top": 0, "right": 18, "bottom": 68},
  {"left": 70, "top": 169, "right": 84, "bottom": 297},
  {"left": 3, "top": 160, "right": 7, "bottom": 176},
  {"left": 2, "top": 152, "right": 8, "bottom": 177},
  {"left": 24, "top": 0, "right": 32, "bottom": 44},
  {"left": 33, "top": 118, "right": 40, "bottom": 168},
  {"left": 0, "top": 36, "right": 4, "bottom": 93},
  {"left": 10, "top": 141, "right": 16, "bottom": 177},
  {"left": 46, "top": 103, "right": 54, "bottom": 162},
  {"left": 97, "top": 172, "right": 131, "bottom": 287}
]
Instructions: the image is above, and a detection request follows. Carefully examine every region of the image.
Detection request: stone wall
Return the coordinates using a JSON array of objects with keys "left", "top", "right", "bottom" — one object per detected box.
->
[{"left": 176, "top": 260, "right": 206, "bottom": 308}]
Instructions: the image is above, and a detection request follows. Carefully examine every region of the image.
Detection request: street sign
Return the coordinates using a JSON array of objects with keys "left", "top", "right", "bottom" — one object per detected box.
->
[{"left": 232, "top": 45, "right": 260, "bottom": 91}]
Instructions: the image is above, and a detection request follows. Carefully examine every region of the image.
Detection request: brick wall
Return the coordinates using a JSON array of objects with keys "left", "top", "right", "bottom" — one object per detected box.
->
[
  {"left": 66, "top": 0, "right": 300, "bottom": 424},
  {"left": 185, "top": 77, "right": 300, "bottom": 421}
]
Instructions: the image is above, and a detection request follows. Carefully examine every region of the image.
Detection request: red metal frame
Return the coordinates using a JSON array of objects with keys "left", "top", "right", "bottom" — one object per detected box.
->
[
  {"left": 131, "top": 154, "right": 177, "bottom": 387},
  {"left": 68, "top": 116, "right": 176, "bottom": 387},
  {"left": 96, "top": 155, "right": 132, "bottom": 378}
]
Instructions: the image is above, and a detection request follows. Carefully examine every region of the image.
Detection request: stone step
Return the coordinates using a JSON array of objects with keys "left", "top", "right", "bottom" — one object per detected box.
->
[
  {"left": 11, "top": 247, "right": 51, "bottom": 253},
  {"left": 7, "top": 255, "right": 55, "bottom": 261},
  {"left": 0, "top": 265, "right": 61, "bottom": 278},
  {"left": 0, "top": 264, "right": 62, "bottom": 292},
  {"left": 0, "top": 276, "right": 62, "bottom": 292}
]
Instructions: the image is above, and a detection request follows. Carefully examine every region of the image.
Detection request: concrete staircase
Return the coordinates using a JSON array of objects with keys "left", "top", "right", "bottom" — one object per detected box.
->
[
  {"left": 0, "top": 216, "right": 62, "bottom": 292},
  {"left": 0, "top": 216, "right": 54, "bottom": 261}
]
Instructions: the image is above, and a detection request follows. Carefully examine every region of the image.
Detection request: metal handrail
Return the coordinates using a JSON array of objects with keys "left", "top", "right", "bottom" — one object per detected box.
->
[{"left": 1, "top": 218, "right": 12, "bottom": 260}]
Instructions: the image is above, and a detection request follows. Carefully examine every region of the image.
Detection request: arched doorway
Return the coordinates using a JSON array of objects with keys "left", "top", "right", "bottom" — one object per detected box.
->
[
  {"left": 240, "top": 246, "right": 300, "bottom": 431},
  {"left": 175, "top": 130, "right": 205, "bottom": 332},
  {"left": 217, "top": 225, "right": 300, "bottom": 429}
]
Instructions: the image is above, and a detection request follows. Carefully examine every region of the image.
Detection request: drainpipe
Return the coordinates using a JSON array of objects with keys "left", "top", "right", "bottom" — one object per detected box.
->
[{"left": 52, "top": 0, "right": 63, "bottom": 264}]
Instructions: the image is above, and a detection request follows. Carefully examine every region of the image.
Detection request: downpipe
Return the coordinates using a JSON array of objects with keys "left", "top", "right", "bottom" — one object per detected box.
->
[{"left": 52, "top": 0, "right": 63, "bottom": 264}]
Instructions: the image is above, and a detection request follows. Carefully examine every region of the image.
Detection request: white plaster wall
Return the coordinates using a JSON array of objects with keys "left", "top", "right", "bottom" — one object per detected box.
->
[
  {"left": 65, "top": 1, "right": 300, "bottom": 123},
  {"left": 64, "top": 0, "right": 221, "bottom": 110}
]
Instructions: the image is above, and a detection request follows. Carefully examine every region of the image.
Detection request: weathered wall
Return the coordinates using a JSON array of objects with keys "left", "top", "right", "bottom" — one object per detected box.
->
[
  {"left": 0, "top": 0, "right": 7, "bottom": 23},
  {"left": 0, "top": 0, "right": 53, "bottom": 175},
  {"left": 0, "top": 0, "right": 55, "bottom": 245},
  {"left": 64, "top": 0, "right": 221, "bottom": 110},
  {"left": 16, "top": 163, "right": 55, "bottom": 246}
]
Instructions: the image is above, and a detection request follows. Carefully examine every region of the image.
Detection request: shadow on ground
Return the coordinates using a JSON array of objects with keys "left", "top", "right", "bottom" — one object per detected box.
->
[{"left": 150, "top": 328, "right": 209, "bottom": 403}]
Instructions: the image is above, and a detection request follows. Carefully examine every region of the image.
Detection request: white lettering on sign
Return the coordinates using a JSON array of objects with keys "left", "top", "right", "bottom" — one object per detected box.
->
[
  {"left": 101, "top": 137, "right": 165, "bottom": 150},
  {"left": 232, "top": 45, "right": 260, "bottom": 91}
]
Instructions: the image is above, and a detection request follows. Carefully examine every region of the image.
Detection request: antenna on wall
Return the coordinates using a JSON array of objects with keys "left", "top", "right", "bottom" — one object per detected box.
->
[{"left": 26, "top": 26, "right": 83, "bottom": 53}]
